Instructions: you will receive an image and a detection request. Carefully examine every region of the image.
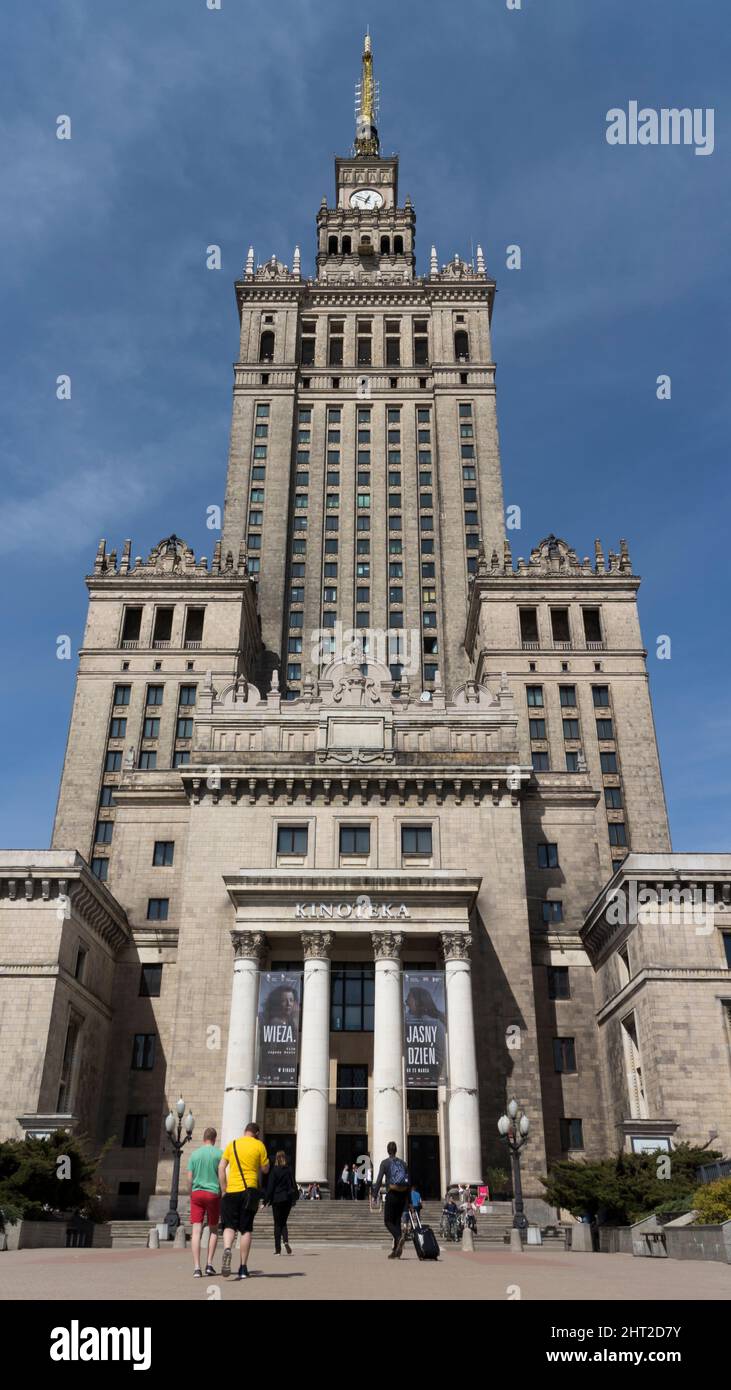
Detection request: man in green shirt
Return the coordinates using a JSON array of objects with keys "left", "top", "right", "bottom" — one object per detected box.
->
[{"left": 187, "top": 1127, "right": 224, "bottom": 1277}]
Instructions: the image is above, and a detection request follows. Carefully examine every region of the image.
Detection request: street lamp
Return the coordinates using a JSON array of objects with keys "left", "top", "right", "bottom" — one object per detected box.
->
[
  {"left": 497, "top": 1099, "right": 530, "bottom": 1231},
  {"left": 164, "top": 1096, "right": 194, "bottom": 1236}
]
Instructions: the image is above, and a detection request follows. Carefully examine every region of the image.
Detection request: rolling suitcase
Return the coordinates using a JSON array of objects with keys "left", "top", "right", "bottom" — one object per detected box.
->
[{"left": 408, "top": 1207, "right": 440, "bottom": 1261}]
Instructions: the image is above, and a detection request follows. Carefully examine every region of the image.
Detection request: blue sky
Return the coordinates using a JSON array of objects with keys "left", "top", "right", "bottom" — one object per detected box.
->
[{"left": 0, "top": 0, "right": 729, "bottom": 851}]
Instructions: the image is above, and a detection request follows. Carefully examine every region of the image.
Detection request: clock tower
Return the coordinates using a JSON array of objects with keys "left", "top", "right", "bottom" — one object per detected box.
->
[{"left": 319, "top": 34, "right": 414, "bottom": 277}]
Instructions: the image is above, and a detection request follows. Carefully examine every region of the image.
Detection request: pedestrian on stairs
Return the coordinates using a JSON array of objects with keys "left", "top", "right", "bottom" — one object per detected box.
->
[{"left": 372, "top": 1141, "right": 410, "bottom": 1258}]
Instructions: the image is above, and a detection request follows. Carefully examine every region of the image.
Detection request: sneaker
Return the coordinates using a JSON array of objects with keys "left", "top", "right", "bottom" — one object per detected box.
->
[
  {"left": 205, "top": 1265, "right": 216, "bottom": 1276},
  {"left": 235, "top": 1264, "right": 250, "bottom": 1280},
  {"left": 221, "top": 1248, "right": 232, "bottom": 1278},
  {"left": 193, "top": 1269, "right": 202, "bottom": 1278},
  {"left": 284, "top": 1243, "right": 292, "bottom": 1255}
]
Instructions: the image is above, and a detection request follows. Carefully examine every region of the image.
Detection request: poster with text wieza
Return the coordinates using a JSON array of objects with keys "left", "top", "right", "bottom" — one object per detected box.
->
[
  {"left": 403, "top": 972, "right": 447, "bottom": 1087},
  {"left": 257, "top": 972, "right": 301, "bottom": 1086}
]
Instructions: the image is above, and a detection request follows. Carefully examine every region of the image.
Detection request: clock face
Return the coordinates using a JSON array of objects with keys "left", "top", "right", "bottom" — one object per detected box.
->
[{"left": 349, "top": 188, "right": 384, "bottom": 211}]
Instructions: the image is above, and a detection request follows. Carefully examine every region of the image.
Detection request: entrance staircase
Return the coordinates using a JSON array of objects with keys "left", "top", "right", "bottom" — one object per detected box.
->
[{"left": 108, "top": 1201, "right": 515, "bottom": 1249}]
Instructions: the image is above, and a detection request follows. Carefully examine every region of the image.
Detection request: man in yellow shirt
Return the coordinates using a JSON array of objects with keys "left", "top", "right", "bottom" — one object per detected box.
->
[{"left": 218, "top": 1122, "right": 270, "bottom": 1280}]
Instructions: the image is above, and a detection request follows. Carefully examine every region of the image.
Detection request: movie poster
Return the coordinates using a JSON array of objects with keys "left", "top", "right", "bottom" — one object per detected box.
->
[
  {"left": 257, "top": 972, "right": 301, "bottom": 1086},
  {"left": 403, "top": 971, "right": 447, "bottom": 1087}
]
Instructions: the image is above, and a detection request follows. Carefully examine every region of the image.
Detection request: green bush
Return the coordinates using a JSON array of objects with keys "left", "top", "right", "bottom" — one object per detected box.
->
[
  {"left": 692, "top": 1177, "right": 731, "bottom": 1225},
  {"left": 540, "top": 1145, "right": 721, "bottom": 1225},
  {"left": 0, "top": 1132, "right": 107, "bottom": 1227},
  {"left": 485, "top": 1166, "right": 512, "bottom": 1199}
]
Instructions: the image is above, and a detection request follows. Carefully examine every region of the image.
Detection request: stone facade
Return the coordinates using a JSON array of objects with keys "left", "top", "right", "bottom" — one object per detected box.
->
[{"left": 0, "top": 36, "right": 728, "bottom": 1217}]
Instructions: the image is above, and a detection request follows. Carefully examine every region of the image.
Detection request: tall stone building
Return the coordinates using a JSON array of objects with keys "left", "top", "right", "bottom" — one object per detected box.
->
[{"left": 1, "top": 36, "right": 729, "bottom": 1216}]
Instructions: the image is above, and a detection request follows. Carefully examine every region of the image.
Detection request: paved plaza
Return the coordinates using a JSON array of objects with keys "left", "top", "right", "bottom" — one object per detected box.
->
[{"left": 2, "top": 1245, "right": 730, "bottom": 1301}]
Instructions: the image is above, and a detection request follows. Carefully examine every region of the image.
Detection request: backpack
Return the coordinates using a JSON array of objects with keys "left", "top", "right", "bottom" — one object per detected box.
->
[{"left": 388, "top": 1157, "right": 408, "bottom": 1189}]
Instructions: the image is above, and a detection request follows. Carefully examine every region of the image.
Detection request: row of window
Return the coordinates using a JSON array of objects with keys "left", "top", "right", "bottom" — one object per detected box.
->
[
  {"left": 120, "top": 605, "right": 205, "bottom": 650},
  {"left": 519, "top": 605, "right": 603, "bottom": 650},
  {"left": 277, "top": 824, "right": 432, "bottom": 857},
  {"left": 324, "top": 234, "right": 407, "bottom": 258},
  {"left": 295, "top": 317, "right": 470, "bottom": 369}
]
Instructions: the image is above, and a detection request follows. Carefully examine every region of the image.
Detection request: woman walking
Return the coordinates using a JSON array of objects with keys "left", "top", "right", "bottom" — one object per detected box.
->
[{"left": 265, "top": 1150, "right": 297, "bottom": 1254}]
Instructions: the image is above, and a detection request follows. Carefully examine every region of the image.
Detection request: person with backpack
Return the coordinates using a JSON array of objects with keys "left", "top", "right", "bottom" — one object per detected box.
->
[
  {"left": 372, "top": 1141, "right": 410, "bottom": 1258},
  {"left": 218, "top": 1121, "right": 270, "bottom": 1281},
  {"left": 264, "top": 1149, "right": 297, "bottom": 1254}
]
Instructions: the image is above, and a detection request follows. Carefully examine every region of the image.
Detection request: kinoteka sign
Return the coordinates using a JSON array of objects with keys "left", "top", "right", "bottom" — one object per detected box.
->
[{"left": 295, "top": 898, "right": 410, "bottom": 921}]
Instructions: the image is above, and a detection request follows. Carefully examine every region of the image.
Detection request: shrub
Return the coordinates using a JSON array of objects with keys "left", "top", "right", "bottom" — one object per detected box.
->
[
  {"left": 540, "top": 1145, "right": 721, "bottom": 1225},
  {"left": 485, "top": 1166, "right": 512, "bottom": 1199},
  {"left": 0, "top": 1132, "right": 107, "bottom": 1227},
  {"left": 692, "top": 1177, "right": 731, "bottom": 1225}
]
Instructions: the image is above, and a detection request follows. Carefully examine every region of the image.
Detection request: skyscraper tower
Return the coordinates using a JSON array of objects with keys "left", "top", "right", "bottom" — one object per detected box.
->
[{"left": 221, "top": 32, "right": 506, "bottom": 701}]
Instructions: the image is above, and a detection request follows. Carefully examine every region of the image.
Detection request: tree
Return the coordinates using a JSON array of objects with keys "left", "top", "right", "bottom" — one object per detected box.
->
[
  {"left": 540, "top": 1145, "right": 721, "bottom": 1224},
  {"left": 693, "top": 1177, "right": 731, "bottom": 1225},
  {"left": 0, "top": 1132, "right": 108, "bottom": 1226}
]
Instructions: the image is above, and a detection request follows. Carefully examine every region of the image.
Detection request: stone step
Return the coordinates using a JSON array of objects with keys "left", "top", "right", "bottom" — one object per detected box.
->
[{"left": 108, "top": 1204, "right": 515, "bottom": 1248}]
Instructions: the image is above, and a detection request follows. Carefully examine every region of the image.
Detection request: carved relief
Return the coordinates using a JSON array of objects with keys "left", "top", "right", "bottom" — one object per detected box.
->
[
  {"left": 231, "top": 930, "right": 267, "bottom": 960},
  {"left": 301, "top": 931, "right": 334, "bottom": 960},
  {"left": 440, "top": 931, "right": 471, "bottom": 961},
  {"left": 371, "top": 931, "right": 404, "bottom": 960}
]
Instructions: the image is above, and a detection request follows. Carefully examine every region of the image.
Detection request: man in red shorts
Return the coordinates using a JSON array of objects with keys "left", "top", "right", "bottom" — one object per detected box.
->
[{"left": 187, "top": 1126, "right": 223, "bottom": 1277}]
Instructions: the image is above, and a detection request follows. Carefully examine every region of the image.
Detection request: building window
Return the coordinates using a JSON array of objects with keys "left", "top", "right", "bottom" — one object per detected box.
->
[
  {"left": 596, "top": 719, "right": 614, "bottom": 740},
  {"left": 330, "top": 965, "right": 375, "bottom": 1032},
  {"left": 542, "top": 901, "right": 563, "bottom": 924},
  {"left": 608, "top": 822, "right": 628, "bottom": 847},
  {"left": 583, "top": 608, "right": 603, "bottom": 645},
  {"left": 95, "top": 820, "right": 113, "bottom": 845},
  {"left": 529, "top": 718, "right": 546, "bottom": 739},
  {"left": 532, "top": 751, "right": 550, "bottom": 771},
  {"left": 153, "top": 841, "right": 174, "bottom": 867},
  {"left": 173, "top": 751, "right": 190, "bottom": 767},
  {"left": 143, "top": 718, "right": 160, "bottom": 739},
  {"left": 553, "top": 1037, "right": 577, "bottom": 1073},
  {"left": 109, "top": 717, "right": 127, "bottom": 739},
  {"left": 277, "top": 825, "right": 308, "bottom": 856},
  {"left": 146, "top": 685, "right": 164, "bottom": 707},
  {"left": 122, "top": 1114, "right": 149, "bottom": 1148},
  {"left": 548, "top": 966, "right": 570, "bottom": 1000},
  {"left": 526, "top": 685, "right": 544, "bottom": 707},
  {"left": 177, "top": 717, "right": 193, "bottom": 739},
  {"left": 336, "top": 1063, "right": 368, "bottom": 1109},
  {"left": 559, "top": 1118, "right": 584, "bottom": 1151},
  {"left": 328, "top": 320, "right": 344, "bottom": 366},
  {"left": 57, "top": 1014, "right": 81, "bottom": 1110},
  {"left": 259, "top": 330, "right": 274, "bottom": 363},
  {"left": 600, "top": 752, "right": 618, "bottom": 774},
  {"left": 113, "top": 684, "right": 131, "bottom": 706},
  {"left": 91, "top": 857, "right": 108, "bottom": 881},
  {"left": 139, "top": 964, "right": 163, "bottom": 997},
  {"left": 413, "top": 320, "right": 429, "bottom": 365},
  {"left": 131, "top": 1034, "right": 156, "bottom": 1071},
  {"left": 385, "top": 320, "right": 401, "bottom": 365},
  {"left": 73, "top": 943, "right": 88, "bottom": 982},
  {"left": 604, "top": 786, "right": 623, "bottom": 809},
  {"left": 454, "top": 329, "right": 470, "bottom": 361},
  {"left": 592, "top": 685, "right": 610, "bottom": 708},
  {"left": 565, "top": 752, "right": 579, "bottom": 773},
  {"left": 563, "top": 719, "right": 580, "bottom": 740},
  {"left": 401, "top": 826, "right": 432, "bottom": 857},
  {"left": 559, "top": 685, "right": 576, "bottom": 707},
  {"left": 147, "top": 898, "right": 169, "bottom": 922},
  {"left": 339, "top": 825, "right": 370, "bottom": 856},
  {"left": 537, "top": 843, "right": 559, "bottom": 869},
  {"left": 139, "top": 751, "right": 157, "bottom": 770}
]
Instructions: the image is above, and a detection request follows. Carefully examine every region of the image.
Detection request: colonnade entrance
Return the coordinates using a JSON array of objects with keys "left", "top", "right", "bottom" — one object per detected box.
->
[{"left": 220, "top": 872, "right": 485, "bottom": 1193}]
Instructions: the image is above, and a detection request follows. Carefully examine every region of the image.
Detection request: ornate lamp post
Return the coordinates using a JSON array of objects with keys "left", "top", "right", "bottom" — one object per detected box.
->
[
  {"left": 164, "top": 1096, "right": 194, "bottom": 1236},
  {"left": 498, "top": 1098, "right": 530, "bottom": 1231}
]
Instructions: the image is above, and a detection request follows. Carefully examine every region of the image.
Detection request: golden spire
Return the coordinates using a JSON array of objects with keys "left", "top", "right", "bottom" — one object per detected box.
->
[{"left": 354, "top": 30, "right": 380, "bottom": 157}]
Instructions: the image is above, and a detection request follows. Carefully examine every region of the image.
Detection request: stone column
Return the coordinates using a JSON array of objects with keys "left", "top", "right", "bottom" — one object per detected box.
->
[
  {"left": 442, "top": 931, "right": 482, "bottom": 1184},
  {"left": 221, "top": 931, "right": 266, "bottom": 1147},
  {"left": 295, "top": 931, "right": 333, "bottom": 1187},
  {"left": 372, "top": 932, "right": 405, "bottom": 1165}
]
